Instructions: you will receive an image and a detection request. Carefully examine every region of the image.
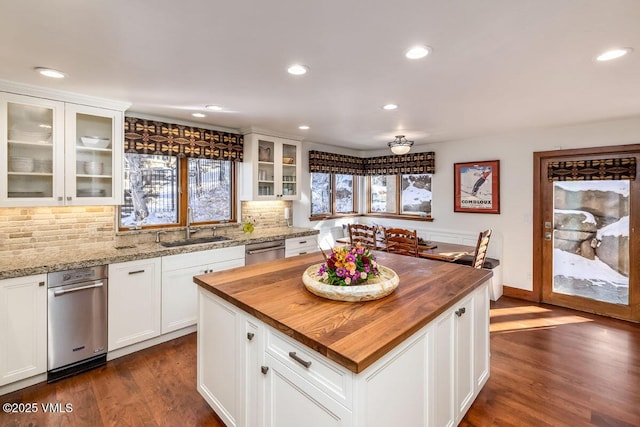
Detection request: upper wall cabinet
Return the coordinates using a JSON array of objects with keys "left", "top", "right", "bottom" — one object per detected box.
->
[
  {"left": 242, "top": 133, "right": 301, "bottom": 201},
  {"left": 0, "top": 82, "right": 129, "bottom": 207}
]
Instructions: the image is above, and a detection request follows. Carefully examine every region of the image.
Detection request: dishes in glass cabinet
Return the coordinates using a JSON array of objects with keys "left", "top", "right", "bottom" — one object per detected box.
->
[
  {"left": 84, "top": 161, "right": 104, "bottom": 175},
  {"left": 80, "top": 136, "right": 111, "bottom": 149},
  {"left": 9, "top": 156, "right": 35, "bottom": 172},
  {"left": 8, "top": 129, "right": 52, "bottom": 143}
]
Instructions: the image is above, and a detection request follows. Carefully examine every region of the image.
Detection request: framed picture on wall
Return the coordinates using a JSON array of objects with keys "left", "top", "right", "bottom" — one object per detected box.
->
[{"left": 454, "top": 160, "right": 500, "bottom": 214}]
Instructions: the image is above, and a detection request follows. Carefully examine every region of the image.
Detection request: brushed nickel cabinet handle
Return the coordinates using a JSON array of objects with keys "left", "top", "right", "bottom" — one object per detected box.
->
[
  {"left": 455, "top": 307, "right": 466, "bottom": 317},
  {"left": 289, "top": 351, "right": 312, "bottom": 368},
  {"left": 128, "top": 269, "right": 145, "bottom": 275}
]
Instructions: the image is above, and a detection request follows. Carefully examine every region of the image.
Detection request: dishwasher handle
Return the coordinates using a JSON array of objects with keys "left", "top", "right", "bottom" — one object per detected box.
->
[
  {"left": 246, "top": 245, "right": 285, "bottom": 255},
  {"left": 53, "top": 282, "right": 105, "bottom": 296}
]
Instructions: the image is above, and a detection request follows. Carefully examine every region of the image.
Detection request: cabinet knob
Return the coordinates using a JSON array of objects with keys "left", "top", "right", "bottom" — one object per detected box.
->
[
  {"left": 39, "top": 281, "right": 45, "bottom": 287},
  {"left": 66, "top": 196, "right": 72, "bottom": 201},
  {"left": 455, "top": 307, "right": 466, "bottom": 317},
  {"left": 261, "top": 366, "right": 269, "bottom": 375},
  {"left": 247, "top": 332, "right": 255, "bottom": 341}
]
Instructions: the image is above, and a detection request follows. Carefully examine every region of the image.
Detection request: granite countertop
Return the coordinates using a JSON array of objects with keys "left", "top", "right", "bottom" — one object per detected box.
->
[{"left": 0, "top": 227, "right": 319, "bottom": 280}]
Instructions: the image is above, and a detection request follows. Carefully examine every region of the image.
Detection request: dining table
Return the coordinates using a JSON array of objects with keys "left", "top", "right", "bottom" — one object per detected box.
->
[{"left": 334, "top": 238, "right": 475, "bottom": 262}]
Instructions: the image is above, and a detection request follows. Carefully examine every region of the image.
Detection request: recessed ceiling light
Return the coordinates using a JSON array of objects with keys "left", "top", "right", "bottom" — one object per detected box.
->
[
  {"left": 596, "top": 48, "right": 633, "bottom": 61},
  {"left": 298, "top": 125, "right": 310, "bottom": 130},
  {"left": 192, "top": 113, "right": 206, "bottom": 118},
  {"left": 205, "top": 105, "right": 223, "bottom": 111},
  {"left": 405, "top": 45, "right": 431, "bottom": 59},
  {"left": 34, "top": 67, "right": 66, "bottom": 79},
  {"left": 382, "top": 104, "right": 398, "bottom": 110},
  {"left": 287, "top": 64, "right": 309, "bottom": 75}
]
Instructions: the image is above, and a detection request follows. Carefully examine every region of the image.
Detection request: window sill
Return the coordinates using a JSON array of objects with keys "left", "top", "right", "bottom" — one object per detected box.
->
[
  {"left": 308, "top": 213, "right": 363, "bottom": 222},
  {"left": 364, "top": 213, "right": 434, "bottom": 222},
  {"left": 308, "top": 213, "right": 433, "bottom": 222}
]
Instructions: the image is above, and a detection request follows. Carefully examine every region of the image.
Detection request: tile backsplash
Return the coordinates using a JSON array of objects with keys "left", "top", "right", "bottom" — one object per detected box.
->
[
  {"left": 0, "top": 206, "right": 115, "bottom": 255},
  {"left": 241, "top": 200, "right": 292, "bottom": 228},
  {"left": 0, "top": 201, "right": 293, "bottom": 256}
]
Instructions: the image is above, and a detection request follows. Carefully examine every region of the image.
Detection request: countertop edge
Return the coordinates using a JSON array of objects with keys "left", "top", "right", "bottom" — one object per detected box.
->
[
  {"left": 194, "top": 257, "right": 493, "bottom": 374},
  {"left": 0, "top": 228, "right": 319, "bottom": 280}
]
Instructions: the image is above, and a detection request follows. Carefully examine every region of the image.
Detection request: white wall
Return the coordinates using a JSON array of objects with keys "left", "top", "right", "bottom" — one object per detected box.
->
[{"left": 294, "top": 116, "right": 640, "bottom": 292}]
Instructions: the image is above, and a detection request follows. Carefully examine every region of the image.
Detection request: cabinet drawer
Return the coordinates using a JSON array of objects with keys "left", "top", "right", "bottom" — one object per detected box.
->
[
  {"left": 285, "top": 236, "right": 318, "bottom": 257},
  {"left": 162, "top": 245, "right": 244, "bottom": 271},
  {"left": 265, "top": 327, "right": 352, "bottom": 408}
]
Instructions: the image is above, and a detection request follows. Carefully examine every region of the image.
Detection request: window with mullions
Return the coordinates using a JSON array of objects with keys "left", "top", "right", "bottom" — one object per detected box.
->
[
  {"left": 119, "top": 154, "right": 235, "bottom": 228},
  {"left": 368, "top": 174, "right": 432, "bottom": 217},
  {"left": 310, "top": 172, "right": 357, "bottom": 217}
]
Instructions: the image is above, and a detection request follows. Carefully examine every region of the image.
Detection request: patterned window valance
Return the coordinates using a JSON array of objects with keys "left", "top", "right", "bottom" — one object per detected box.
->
[
  {"left": 124, "top": 116, "right": 243, "bottom": 161},
  {"left": 308, "top": 150, "right": 435, "bottom": 176},
  {"left": 547, "top": 157, "right": 636, "bottom": 181},
  {"left": 309, "top": 150, "right": 366, "bottom": 175},
  {"left": 364, "top": 152, "right": 435, "bottom": 175}
]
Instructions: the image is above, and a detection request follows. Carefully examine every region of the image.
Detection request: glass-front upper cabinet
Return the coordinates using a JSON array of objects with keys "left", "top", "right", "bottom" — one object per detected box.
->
[
  {"left": 64, "top": 104, "right": 123, "bottom": 205},
  {"left": 0, "top": 93, "right": 65, "bottom": 206},
  {"left": 0, "top": 89, "right": 125, "bottom": 207},
  {"left": 243, "top": 133, "right": 301, "bottom": 200}
]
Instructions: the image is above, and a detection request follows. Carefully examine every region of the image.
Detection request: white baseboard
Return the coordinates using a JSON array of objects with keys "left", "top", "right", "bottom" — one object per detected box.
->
[{"left": 0, "top": 373, "right": 46, "bottom": 396}]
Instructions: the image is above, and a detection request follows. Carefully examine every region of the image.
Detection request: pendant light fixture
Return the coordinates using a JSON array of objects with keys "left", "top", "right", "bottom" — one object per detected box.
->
[{"left": 387, "top": 135, "right": 414, "bottom": 155}]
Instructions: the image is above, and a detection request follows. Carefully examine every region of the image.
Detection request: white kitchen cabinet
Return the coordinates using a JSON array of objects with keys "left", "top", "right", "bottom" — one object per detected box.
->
[
  {"left": 242, "top": 133, "right": 301, "bottom": 200},
  {"left": 285, "top": 235, "right": 319, "bottom": 257},
  {"left": 161, "top": 246, "right": 244, "bottom": 334},
  {"left": 0, "top": 274, "right": 47, "bottom": 387},
  {"left": 198, "top": 288, "right": 262, "bottom": 427},
  {"left": 108, "top": 257, "right": 162, "bottom": 351},
  {"left": 0, "top": 82, "right": 128, "bottom": 207},
  {"left": 432, "top": 285, "right": 488, "bottom": 427},
  {"left": 198, "top": 281, "right": 490, "bottom": 427},
  {"left": 264, "top": 352, "right": 352, "bottom": 427}
]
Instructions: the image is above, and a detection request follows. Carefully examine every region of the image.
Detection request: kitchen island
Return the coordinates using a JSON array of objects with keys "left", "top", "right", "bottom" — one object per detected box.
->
[{"left": 194, "top": 251, "right": 492, "bottom": 427}]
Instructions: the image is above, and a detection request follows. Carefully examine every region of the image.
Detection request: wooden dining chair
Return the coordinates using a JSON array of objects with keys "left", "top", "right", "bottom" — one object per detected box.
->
[
  {"left": 348, "top": 224, "right": 378, "bottom": 249},
  {"left": 471, "top": 229, "right": 492, "bottom": 269},
  {"left": 384, "top": 227, "right": 419, "bottom": 257}
]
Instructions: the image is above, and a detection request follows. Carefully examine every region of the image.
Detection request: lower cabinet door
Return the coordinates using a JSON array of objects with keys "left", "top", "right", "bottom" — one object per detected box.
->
[
  {"left": 264, "top": 353, "right": 352, "bottom": 427},
  {"left": 161, "top": 264, "right": 203, "bottom": 334},
  {"left": 108, "top": 258, "right": 161, "bottom": 351},
  {"left": 0, "top": 275, "right": 47, "bottom": 386}
]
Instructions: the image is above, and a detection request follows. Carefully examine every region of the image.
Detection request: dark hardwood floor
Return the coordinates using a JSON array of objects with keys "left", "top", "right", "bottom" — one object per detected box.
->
[{"left": 2, "top": 296, "right": 639, "bottom": 426}]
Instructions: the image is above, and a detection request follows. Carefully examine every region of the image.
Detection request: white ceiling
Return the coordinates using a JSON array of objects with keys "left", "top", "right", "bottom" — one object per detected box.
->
[{"left": 1, "top": 0, "right": 639, "bottom": 151}]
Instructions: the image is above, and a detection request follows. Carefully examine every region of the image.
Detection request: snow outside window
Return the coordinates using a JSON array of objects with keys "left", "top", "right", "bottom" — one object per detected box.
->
[
  {"left": 121, "top": 154, "right": 178, "bottom": 227},
  {"left": 368, "top": 174, "right": 432, "bottom": 217},
  {"left": 370, "top": 175, "right": 397, "bottom": 213},
  {"left": 120, "top": 154, "right": 234, "bottom": 228},
  {"left": 311, "top": 172, "right": 331, "bottom": 216},
  {"left": 188, "top": 159, "right": 233, "bottom": 222}
]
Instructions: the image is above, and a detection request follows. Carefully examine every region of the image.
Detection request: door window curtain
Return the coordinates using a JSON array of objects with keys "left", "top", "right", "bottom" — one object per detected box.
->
[{"left": 547, "top": 157, "right": 636, "bottom": 181}]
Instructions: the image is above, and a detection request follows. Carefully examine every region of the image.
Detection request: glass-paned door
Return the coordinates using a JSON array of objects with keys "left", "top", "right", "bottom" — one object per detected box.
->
[
  {"left": 537, "top": 148, "right": 639, "bottom": 321},
  {"left": 1, "top": 94, "right": 64, "bottom": 206},
  {"left": 552, "top": 180, "right": 629, "bottom": 305},
  {"left": 281, "top": 142, "right": 297, "bottom": 198}
]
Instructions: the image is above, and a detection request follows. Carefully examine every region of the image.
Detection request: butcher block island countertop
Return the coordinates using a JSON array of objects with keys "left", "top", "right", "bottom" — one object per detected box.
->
[{"left": 194, "top": 251, "right": 492, "bottom": 373}]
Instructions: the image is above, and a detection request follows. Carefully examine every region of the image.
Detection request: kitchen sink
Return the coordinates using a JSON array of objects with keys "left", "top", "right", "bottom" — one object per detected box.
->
[{"left": 160, "top": 236, "right": 231, "bottom": 247}]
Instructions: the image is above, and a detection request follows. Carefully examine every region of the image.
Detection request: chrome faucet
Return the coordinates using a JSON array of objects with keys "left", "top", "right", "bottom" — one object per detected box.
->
[{"left": 186, "top": 207, "right": 198, "bottom": 239}]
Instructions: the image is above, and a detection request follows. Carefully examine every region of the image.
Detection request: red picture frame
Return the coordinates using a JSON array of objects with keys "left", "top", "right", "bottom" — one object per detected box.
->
[{"left": 454, "top": 160, "right": 500, "bottom": 214}]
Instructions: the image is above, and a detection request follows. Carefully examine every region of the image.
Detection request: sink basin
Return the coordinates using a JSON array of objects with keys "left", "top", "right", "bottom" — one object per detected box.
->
[{"left": 160, "top": 236, "right": 231, "bottom": 247}]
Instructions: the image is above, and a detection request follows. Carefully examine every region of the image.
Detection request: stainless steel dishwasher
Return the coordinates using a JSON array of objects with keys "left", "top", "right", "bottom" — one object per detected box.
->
[
  {"left": 47, "top": 265, "right": 108, "bottom": 382},
  {"left": 245, "top": 240, "right": 286, "bottom": 265}
]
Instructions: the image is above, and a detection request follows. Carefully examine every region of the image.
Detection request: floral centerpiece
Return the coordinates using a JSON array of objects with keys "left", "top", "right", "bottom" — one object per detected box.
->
[{"left": 317, "top": 243, "right": 380, "bottom": 286}]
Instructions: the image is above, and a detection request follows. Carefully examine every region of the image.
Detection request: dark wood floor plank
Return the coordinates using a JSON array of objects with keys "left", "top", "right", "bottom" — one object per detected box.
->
[{"left": 1, "top": 296, "right": 639, "bottom": 426}]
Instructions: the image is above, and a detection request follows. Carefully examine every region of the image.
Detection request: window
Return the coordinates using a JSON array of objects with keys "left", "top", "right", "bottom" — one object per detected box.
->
[
  {"left": 119, "top": 153, "right": 236, "bottom": 229},
  {"left": 310, "top": 172, "right": 357, "bottom": 218},
  {"left": 368, "top": 173, "right": 432, "bottom": 218}
]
